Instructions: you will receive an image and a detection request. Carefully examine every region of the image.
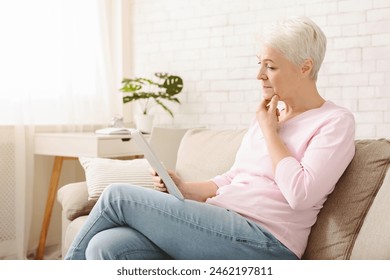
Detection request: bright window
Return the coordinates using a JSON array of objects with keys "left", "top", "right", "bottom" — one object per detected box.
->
[{"left": 0, "top": 0, "right": 121, "bottom": 124}]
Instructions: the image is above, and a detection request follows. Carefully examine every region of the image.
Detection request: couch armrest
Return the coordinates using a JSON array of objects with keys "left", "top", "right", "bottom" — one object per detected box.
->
[{"left": 57, "top": 182, "right": 96, "bottom": 221}]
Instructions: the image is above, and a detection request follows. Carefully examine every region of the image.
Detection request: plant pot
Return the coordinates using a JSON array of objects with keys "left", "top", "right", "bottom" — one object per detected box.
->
[{"left": 134, "top": 114, "right": 154, "bottom": 134}]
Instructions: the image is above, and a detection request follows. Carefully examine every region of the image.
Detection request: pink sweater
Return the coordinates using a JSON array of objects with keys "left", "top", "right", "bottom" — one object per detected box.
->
[{"left": 207, "top": 101, "right": 355, "bottom": 258}]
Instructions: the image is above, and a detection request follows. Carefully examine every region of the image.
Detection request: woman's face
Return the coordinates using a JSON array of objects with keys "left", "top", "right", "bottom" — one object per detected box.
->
[{"left": 257, "top": 45, "right": 302, "bottom": 102}]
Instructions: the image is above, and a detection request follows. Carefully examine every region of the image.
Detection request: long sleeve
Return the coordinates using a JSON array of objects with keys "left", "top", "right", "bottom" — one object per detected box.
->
[{"left": 274, "top": 112, "right": 355, "bottom": 210}]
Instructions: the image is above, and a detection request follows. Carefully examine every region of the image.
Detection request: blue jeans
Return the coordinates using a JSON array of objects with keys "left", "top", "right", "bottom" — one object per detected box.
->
[{"left": 64, "top": 184, "right": 297, "bottom": 260}]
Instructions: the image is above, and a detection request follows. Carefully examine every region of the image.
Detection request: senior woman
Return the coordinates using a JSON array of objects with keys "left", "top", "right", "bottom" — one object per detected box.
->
[{"left": 65, "top": 16, "right": 355, "bottom": 260}]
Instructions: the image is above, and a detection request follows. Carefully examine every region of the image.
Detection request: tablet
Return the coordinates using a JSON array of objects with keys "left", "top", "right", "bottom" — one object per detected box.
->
[{"left": 131, "top": 129, "right": 184, "bottom": 200}]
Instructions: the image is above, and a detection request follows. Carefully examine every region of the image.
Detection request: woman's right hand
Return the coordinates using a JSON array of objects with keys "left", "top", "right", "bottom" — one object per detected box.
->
[{"left": 256, "top": 94, "right": 280, "bottom": 135}]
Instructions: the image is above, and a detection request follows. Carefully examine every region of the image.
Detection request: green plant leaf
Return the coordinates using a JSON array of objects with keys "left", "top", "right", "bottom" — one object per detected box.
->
[
  {"left": 155, "top": 72, "right": 169, "bottom": 79},
  {"left": 162, "top": 75, "right": 183, "bottom": 95},
  {"left": 119, "top": 72, "right": 183, "bottom": 117}
]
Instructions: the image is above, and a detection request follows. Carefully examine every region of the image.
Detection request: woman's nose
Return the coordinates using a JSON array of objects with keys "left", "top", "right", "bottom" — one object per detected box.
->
[{"left": 257, "top": 68, "right": 267, "bottom": 80}]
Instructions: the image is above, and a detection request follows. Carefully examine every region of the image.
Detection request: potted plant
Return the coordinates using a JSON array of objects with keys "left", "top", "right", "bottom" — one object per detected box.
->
[{"left": 120, "top": 72, "right": 183, "bottom": 133}]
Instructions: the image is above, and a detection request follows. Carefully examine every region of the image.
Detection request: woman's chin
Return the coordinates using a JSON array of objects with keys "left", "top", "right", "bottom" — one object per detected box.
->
[{"left": 262, "top": 92, "right": 275, "bottom": 101}]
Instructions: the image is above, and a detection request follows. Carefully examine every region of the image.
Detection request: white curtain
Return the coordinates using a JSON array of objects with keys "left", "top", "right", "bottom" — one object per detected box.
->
[{"left": 0, "top": 0, "right": 123, "bottom": 259}]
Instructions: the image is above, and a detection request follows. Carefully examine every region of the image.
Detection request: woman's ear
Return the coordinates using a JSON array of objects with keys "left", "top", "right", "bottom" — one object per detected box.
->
[{"left": 301, "top": 58, "right": 313, "bottom": 78}]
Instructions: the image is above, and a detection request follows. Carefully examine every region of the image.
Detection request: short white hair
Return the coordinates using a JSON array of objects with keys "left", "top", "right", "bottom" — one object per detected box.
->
[{"left": 261, "top": 16, "right": 327, "bottom": 81}]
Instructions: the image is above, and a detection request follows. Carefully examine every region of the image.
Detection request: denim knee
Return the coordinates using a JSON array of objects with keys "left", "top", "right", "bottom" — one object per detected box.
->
[
  {"left": 85, "top": 234, "right": 109, "bottom": 260},
  {"left": 103, "top": 183, "right": 128, "bottom": 196},
  {"left": 103, "top": 183, "right": 142, "bottom": 198}
]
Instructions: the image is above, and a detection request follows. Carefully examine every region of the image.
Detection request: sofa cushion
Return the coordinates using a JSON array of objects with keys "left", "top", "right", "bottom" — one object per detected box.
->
[
  {"left": 79, "top": 157, "right": 154, "bottom": 201},
  {"left": 303, "top": 139, "right": 390, "bottom": 259},
  {"left": 175, "top": 128, "right": 247, "bottom": 182},
  {"left": 57, "top": 182, "right": 95, "bottom": 221},
  {"left": 350, "top": 168, "right": 390, "bottom": 259},
  {"left": 148, "top": 126, "right": 190, "bottom": 170}
]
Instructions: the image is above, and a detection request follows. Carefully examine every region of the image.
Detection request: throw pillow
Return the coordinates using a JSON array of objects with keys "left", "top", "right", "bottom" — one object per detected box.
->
[{"left": 79, "top": 157, "right": 154, "bottom": 201}]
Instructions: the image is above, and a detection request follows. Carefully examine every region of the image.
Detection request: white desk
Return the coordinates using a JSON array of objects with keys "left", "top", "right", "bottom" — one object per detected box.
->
[{"left": 34, "top": 132, "right": 146, "bottom": 259}]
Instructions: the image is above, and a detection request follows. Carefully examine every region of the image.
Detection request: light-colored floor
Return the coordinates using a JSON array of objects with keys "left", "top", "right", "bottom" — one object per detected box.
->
[
  {"left": 27, "top": 244, "right": 62, "bottom": 260},
  {"left": 0, "top": 244, "right": 62, "bottom": 260}
]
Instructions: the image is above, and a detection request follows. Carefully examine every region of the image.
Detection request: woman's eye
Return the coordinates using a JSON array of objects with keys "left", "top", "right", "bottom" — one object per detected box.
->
[{"left": 257, "top": 60, "right": 276, "bottom": 70}]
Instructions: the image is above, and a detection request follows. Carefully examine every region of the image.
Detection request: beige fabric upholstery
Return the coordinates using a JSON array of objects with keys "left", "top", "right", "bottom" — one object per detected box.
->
[
  {"left": 303, "top": 139, "right": 390, "bottom": 259},
  {"left": 149, "top": 126, "right": 190, "bottom": 171},
  {"left": 63, "top": 216, "right": 88, "bottom": 257},
  {"left": 350, "top": 168, "right": 390, "bottom": 259},
  {"left": 175, "top": 128, "right": 247, "bottom": 182},
  {"left": 57, "top": 182, "right": 94, "bottom": 221}
]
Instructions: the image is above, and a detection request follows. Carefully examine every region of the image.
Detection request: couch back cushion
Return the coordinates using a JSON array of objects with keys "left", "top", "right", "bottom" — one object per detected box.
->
[
  {"left": 350, "top": 168, "right": 390, "bottom": 259},
  {"left": 149, "top": 126, "right": 190, "bottom": 170},
  {"left": 175, "top": 128, "right": 247, "bottom": 182},
  {"left": 303, "top": 139, "right": 390, "bottom": 259}
]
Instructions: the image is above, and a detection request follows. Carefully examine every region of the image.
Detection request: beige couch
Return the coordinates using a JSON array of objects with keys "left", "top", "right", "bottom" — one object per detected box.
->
[{"left": 57, "top": 128, "right": 390, "bottom": 259}]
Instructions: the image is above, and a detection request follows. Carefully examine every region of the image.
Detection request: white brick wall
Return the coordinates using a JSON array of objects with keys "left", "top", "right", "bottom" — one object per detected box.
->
[{"left": 129, "top": 0, "right": 390, "bottom": 138}]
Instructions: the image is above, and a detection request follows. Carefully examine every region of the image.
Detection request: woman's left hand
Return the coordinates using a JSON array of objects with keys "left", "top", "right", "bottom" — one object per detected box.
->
[{"left": 256, "top": 95, "right": 280, "bottom": 135}]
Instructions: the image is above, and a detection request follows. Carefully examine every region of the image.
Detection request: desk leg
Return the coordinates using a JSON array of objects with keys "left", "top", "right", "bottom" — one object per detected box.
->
[{"left": 35, "top": 156, "right": 64, "bottom": 260}]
